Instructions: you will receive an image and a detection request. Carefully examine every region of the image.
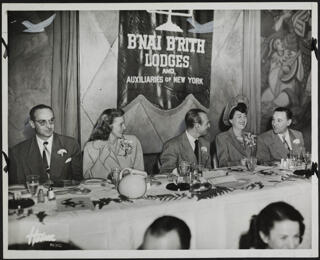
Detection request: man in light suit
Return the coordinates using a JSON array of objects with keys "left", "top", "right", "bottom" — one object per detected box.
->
[
  {"left": 257, "top": 107, "right": 305, "bottom": 165},
  {"left": 159, "top": 108, "right": 212, "bottom": 174},
  {"left": 9, "top": 104, "right": 82, "bottom": 185}
]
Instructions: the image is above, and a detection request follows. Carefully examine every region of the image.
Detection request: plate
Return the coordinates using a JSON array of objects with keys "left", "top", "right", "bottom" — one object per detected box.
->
[
  {"left": 216, "top": 178, "right": 250, "bottom": 189},
  {"left": 190, "top": 182, "right": 212, "bottom": 193},
  {"left": 8, "top": 198, "right": 35, "bottom": 209},
  {"left": 152, "top": 174, "right": 168, "bottom": 180},
  {"left": 81, "top": 178, "right": 107, "bottom": 185},
  {"left": 9, "top": 185, "right": 28, "bottom": 192},
  {"left": 166, "top": 183, "right": 190, "bottom": 191},
  {"left": 43, "top": 180, "right": 80, "bottom": 189}
]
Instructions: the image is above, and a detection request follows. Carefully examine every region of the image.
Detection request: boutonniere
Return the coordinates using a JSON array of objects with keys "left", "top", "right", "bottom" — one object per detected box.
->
[
  {"left": 57, "top": 149, "right": 67, "bottom": 157},
  {"left": 201, "top": 146, "right": 208, "bottom": 153},
  {"left": 119, "top": 138, "right": 133, "bottom": 156},
  {"left": 292, "top": 139, "right": 300, "bottom": 145}
]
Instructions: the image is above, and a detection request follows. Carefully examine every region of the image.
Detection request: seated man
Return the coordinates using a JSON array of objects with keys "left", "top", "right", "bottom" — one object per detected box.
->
[
  {"left": 139, "top": 215, "right": 191, "bottom": 250},
  {"left": 257, "top": 107, "right": 305, "bottom": 165},
  {"left": 159, "top": 108, "right": 212, "bottom": 174},
  {"left": 9, "top": 104, "right": 82, "bottom": 184}
]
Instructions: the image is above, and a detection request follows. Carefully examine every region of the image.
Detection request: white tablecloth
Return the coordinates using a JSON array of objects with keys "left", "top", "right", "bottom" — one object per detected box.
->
[{"left": 7, "top": 168, "right": 313, "bottom": 250}]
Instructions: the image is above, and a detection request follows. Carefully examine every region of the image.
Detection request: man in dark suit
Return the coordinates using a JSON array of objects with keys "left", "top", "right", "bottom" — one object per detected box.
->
[
  {"left": 257, "top": 107, "right": 305, "bottom": 165},
  {"left": 159, "top": 108, "right": 212, "bottom": 174},
  {"left": 9, "top": 104, "right": 82, "bottom": 185}
]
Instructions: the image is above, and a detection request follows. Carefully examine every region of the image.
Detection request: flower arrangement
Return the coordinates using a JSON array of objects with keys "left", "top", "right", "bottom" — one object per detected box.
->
[
  {"left": 119, "top": 137, "right": 133, "bottom": 156},
  {"left": 243, "top": 133, "right": 257, "bottom": 157}
]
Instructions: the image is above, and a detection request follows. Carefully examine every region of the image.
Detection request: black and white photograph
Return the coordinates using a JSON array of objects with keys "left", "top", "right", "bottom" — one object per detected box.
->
[{"left": 1, "top": 1, "right": 318, "bottom": 258}]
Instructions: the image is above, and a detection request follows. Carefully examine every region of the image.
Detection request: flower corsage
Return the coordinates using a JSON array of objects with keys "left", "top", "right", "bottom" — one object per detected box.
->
[{"left": 119, "top": 138, "right": 134, "bottom": 157}]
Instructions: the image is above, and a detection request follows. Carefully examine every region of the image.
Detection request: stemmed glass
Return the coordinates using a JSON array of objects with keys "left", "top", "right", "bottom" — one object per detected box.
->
[
  {"left": 26, "top": 175, "right": 40, "bottom": 198},
  {"left": 303, "top": 152, "right": 311, "bottom": 169}
]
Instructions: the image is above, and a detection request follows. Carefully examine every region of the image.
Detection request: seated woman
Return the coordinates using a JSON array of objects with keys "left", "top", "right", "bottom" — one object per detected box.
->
[
  {"left": 215, "top": 95, "right": 255, "bottom": 167},
  {"left": 239, "top": 201, "right": 305, "bottom": 249},
  {"left": 83, "top": 108, "right": 144, "bottom": 179}
]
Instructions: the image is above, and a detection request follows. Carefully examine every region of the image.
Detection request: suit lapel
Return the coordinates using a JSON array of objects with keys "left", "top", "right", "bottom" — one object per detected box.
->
[
  {"left": 228, "top": 128, "right": 247, "bottom": 157},
  {"left": 181, "top": 133, "right": 197, "bottom": 163},
  {"left": 50, "top": 133, "right": 65, "bottom": 180},
  {"left": 26, "top": 137, "right": 48, "bottom": 182},
  {"left": 288, "top": 129, "right": 301, "bottom": 154},
  {"left": 270, "top": 131, "right": 289, "bottom": 158}
]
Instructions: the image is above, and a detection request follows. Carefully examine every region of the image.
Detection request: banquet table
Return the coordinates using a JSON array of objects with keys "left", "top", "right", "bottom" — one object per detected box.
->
[{"left": 7, "top": 166, "right": 313, "bottom": 250}]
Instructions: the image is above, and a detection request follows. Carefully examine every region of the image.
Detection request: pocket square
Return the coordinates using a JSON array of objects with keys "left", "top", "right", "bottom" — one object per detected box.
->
[{"left": 65, "top": 157, "right": 72, "bottom": 164}]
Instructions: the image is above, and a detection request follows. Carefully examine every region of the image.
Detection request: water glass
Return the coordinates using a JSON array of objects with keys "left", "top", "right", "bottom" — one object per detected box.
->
[
  {"left": 111, "top": 168, "right": 121, "bottom": 187},
  {"left": 26, "top": 175, "right": 40, "bottom": 196},
  {"left": 303, "top": 152, "right": 311, "bottom": 169},
  {"left": 178, "top": 161, "right": 190, "bottom": 183},
  {"left": 246, "top": 157, "right": 257, "bottom": 172}
]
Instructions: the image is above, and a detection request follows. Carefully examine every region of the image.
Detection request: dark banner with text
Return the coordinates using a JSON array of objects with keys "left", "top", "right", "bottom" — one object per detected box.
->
[{"left": 118, "top": 10, "right": 214, "bottom": 109}]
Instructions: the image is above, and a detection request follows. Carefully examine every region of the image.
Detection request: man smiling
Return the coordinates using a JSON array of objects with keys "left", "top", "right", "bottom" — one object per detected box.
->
[
  {"left": 159, "top": 108, "right": 212, "bottom": 174},
  {"left": 9, "top": 104, "right": 82, "bottom": 184},
  {"left": 257, "top": 107, "right": 305, "bottom": 165}
]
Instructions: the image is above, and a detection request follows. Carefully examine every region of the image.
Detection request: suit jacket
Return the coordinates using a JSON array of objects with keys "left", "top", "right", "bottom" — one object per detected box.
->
[
  {"left": 83, "top": 134, "right": 144, "bottom": 179},
  {"left": 215, "top": 128, "right": 251, "bottom": 167},
  {"left": 257, "top": 129, "right": 305, "bottom": 164},
  {"left": 159, "top": 132, "right": 212, "bottom": 174},
  {"left": 9, "top": 133, "right": 82, "bottom": 185}
]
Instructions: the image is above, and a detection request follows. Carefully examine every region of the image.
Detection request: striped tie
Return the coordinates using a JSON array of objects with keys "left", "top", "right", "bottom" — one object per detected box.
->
[{"left": 43, "top": 141, "right": 50, "bottom": 178}]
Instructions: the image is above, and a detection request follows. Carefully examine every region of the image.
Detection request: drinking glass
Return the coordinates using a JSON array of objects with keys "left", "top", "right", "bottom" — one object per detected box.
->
[
  {"left": 246, "top": 157, "right": 257, "bottom": 172},
  {"left": 178, "top": 161, "right": 190, "bottom": 183},
  {"left": 26, "top": 175, "right": 40, "bottom": 196},
  {"left": 194, "top": 164, "right": 204, "bottom": 182},
  {"left": 111, "top": 168, "right": 121, "bottom": 187},
  {"left": 303, "top": 152, "right": 311, "bottom": 169}
]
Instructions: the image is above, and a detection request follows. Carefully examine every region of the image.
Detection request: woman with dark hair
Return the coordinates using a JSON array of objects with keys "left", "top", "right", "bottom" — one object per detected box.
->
[
  {"left": 240, "top": 201, "right": 305, "bottom": 249},
  {"left": 83, "top": 108, "right": 144, "bottom": 179},
  {"left": 215, "top": 95, "right": 255, "bottom": 167}
]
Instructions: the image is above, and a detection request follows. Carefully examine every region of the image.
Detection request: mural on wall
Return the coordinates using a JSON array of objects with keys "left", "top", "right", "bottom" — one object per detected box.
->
[
  {"left": 260, "top": 10, "right": 312, "bottom": 140},
  {"left": 118, "top": 10, "right": 214, "bottom": 110}
]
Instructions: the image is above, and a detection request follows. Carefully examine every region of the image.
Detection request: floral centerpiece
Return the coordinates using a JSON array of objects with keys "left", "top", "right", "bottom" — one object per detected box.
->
[{"left": 244, "top": 132, "right": 257, "bottom": 157}]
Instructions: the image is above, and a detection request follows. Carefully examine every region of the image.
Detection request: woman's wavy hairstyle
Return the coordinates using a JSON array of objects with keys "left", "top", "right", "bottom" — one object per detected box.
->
[
  {"left": 88, "top": 108, "right": 124, "bottom": 141},
  {"left": 240, "top": 201, "right": 305, "bottom": 249}
]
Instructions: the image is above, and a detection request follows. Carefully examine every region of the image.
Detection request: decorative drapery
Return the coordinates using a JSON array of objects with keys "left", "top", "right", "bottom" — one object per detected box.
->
[
  {"left": 242, "top": 10, "right": 261, "bottom": 134},
  {"left": 51, "top": 11, "right": 80, "bottom": 141}
]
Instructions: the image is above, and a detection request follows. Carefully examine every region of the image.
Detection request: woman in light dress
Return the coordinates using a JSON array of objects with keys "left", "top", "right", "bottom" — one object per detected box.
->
[{"left": 83, "top": 108, "right": 144, "bottom": 179}]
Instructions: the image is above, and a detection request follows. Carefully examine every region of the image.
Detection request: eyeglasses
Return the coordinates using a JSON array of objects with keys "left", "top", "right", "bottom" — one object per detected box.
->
[{"left": 34, "top": 118, "right": 55, "bottom": 126}]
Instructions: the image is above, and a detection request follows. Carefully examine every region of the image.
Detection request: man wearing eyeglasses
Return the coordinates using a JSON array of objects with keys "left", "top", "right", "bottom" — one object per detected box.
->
[{"left": 9, "top": 104, "right": 83, "bottom": 185}]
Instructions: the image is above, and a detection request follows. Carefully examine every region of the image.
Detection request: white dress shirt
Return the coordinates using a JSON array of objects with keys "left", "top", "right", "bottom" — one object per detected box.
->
[
  {"left": 36, "top": 135, "right": 53, "bottom": 167},
  {"left": 278, "top": 130, "right": 292, "bottom": 150},
  {"left": 186, "top": 130, "right": 198, "bottom": 151}
]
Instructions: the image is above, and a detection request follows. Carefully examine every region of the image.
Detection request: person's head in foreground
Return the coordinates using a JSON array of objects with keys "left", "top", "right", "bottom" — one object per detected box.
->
[
  {"left": 185, "top": 108, "right": 210, "bottom": 138},
  {"left": 139, "top": 215, "right": 191, "bottom": 250},
  {"left": 247, "top": 201, "right": 305, "bottom": 249},
  {"left": 89, "top": 108, "right": 125, "bottom": 141},
  {"left": 272, "top": 107, "right": 293, "bottom": 135}
]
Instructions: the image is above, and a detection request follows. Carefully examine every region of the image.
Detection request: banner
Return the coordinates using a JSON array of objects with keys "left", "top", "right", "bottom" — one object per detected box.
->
[{"left": 118, "top": 10, "right": 214, "bottom": 109}]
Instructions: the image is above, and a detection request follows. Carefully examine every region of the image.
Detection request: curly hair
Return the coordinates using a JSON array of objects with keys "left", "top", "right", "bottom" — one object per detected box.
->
[{"left": 88, "top": 108, "right": 124, "bottom": 141}]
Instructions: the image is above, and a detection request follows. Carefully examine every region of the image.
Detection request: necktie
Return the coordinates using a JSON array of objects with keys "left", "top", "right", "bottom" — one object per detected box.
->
[
  {"left": 194, "top": 139, "right": 199, "bottom": 163},
  {"left": 282, "top": 135, "right": 291, "bottom": 153},
  {"left": 43, "top": 141, "right": 50, "bottom": 177}
]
